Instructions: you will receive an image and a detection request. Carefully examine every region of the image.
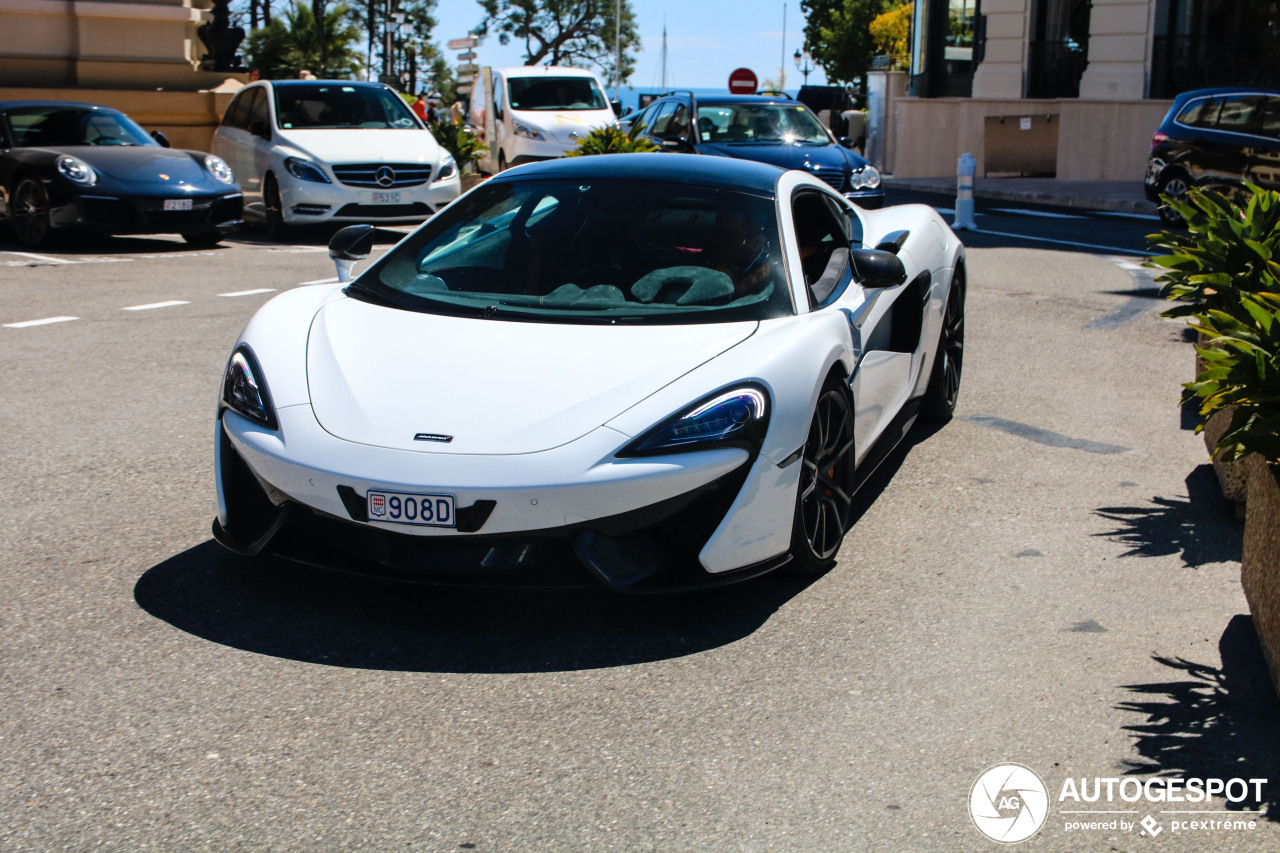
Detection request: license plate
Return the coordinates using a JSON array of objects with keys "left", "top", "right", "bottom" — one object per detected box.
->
[
  {"left": 163, "top": 198, "right": 193, "bottom": 211},
  {"left": 367, "top": 490, "right": 455, "bottom": 527},
  {"left": 371, "top": 191, "right": 401, "bottom": 204}
]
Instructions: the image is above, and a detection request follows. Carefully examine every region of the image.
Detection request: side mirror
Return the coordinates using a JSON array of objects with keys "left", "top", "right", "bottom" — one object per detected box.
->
[
  {"left": 150, "top": 130, "right": 171, "bottom": 148},
  {"left": 329, "top": 224, "right": 376, "bottom": 283},
  {"left": 849, "top": 248, "right": 907, "bottom": 289},
  {"left": 660, "top": 136, "right": 689, "bottom": 151},
  {"left": 837, "top": 136, "right": 854, "bottom": 149}
]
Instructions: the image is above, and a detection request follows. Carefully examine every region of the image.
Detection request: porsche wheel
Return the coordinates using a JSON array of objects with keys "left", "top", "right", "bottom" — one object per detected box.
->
[
  {"left": 12, "top": 178, "right": 53, "bottom": 248},
  {"left": 922, "top": 263, "right": 966, "bottom": 422},
  {"left": 789, "top": 383, "right": 856, "bottom": 575},
  {"left": 264, "top": 175, "right": 286, "bottom": 239}
]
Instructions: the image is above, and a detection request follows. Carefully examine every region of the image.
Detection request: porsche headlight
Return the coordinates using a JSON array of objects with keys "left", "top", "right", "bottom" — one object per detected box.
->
[
  {"left": 285, "top": 156, "right": 331, "bottom": 183},
  {"left": 620, "top": 385, "right": 769, "bottom": 457},
  {"left": 56, "top": 155, "right": 96, "bottom": 186},
  {"left": 205, "top": 154, "right": 235, "bottom": 185},
  {"left": 434, "top": 153, "right": 457, "bottom": 182},
  {"left": 221, "top": 346, "right": 278, "bottom": 430},
  {"left": 513, "top": 121, "right": 544, "bottom": 140},
  {"left": 850, "top": 164, "right": 881, "bottom": 190}
]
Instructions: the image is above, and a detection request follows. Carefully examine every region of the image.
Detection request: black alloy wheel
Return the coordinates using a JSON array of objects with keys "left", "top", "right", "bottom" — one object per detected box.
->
[
  {"left": 789, "top": 384, "right": 857, "bottom": 575},
  {"left": 922, "top": 263, "right": 966, "bottom": 422},
  {"left": 1157, "top": 171, "right": 1190, "bottom": 226},
  {"left": 264, "top": 175, "right": 286, "bottom": 239},
  {"left": 12, "top": 178, "right": 53, "bottom": 248}
]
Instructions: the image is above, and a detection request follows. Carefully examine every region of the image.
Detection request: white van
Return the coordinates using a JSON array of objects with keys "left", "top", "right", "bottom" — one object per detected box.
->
[{"left": 469, "top": 66, "right": 616, "bottom": 172}]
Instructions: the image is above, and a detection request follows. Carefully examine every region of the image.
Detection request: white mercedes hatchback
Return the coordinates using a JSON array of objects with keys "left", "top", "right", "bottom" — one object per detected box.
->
[{"left": 211, "top": 80, "right": 461, "bottom": 237}]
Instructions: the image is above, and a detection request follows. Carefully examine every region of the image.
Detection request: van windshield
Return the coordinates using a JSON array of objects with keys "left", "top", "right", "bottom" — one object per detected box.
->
[{"left": 508, "top": 76, "right": 608, "bottom": 111}]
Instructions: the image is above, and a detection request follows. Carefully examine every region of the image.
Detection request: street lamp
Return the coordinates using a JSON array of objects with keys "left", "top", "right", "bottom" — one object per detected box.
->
[{"left": 793, "top": 49, "right": 814, "bottom": 85}]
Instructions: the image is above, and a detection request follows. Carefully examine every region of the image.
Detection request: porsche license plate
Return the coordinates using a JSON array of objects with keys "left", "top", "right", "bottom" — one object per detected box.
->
[
  {"left": 371, "top": 191, "right": 401, "bottom": 204},
  {"left": 163, "top": 198, "right": 193, "bottom": 211},
  {"left": 367, "top": 490, "right": 455, "bottom": 527}
]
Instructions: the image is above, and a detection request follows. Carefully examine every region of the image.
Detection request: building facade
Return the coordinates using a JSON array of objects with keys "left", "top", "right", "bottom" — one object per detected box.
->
[{"left": 885, "top": 0, "right": 1280, "bottom": 179}]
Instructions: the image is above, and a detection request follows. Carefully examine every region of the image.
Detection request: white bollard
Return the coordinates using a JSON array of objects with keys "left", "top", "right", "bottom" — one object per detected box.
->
[{"left": 954, "top": 153, "right": 977, "bottom": 231}]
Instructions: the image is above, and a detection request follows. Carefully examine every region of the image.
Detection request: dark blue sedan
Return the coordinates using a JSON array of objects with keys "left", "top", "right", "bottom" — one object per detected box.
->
[
  {"left": 0, "top": 101, "right": 244, "bottom": 248},
  {"left": 622, "top": 93, "right": 883, "bottom": 208}
]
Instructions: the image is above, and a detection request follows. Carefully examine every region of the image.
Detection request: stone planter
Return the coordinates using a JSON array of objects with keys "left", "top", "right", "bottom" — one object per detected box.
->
[
  {"left": 460, "top": 172, "right": 487, "bottom": 192},
  {"left": 1242, "top": 454, "right": 1280, "bottom": 700},
  {"left": 1204, "top": 407, "right": 1250, "bottom": 505}
]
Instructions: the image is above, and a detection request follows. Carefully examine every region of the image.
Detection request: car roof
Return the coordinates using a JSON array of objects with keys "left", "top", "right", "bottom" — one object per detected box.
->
[
  {"left": 488, "top": 153, "right": 784, "bottom": 195},
  {"left": 649, "top": 93, "right": 803, "bottom": 107},
  {"left": 260, "top": 79, "right": 392, "bottom": 89},
  {"left": 496, "top": 66, "right": 599, "bottom": 78},
  {"left": 1172, "top": 86, "right": 1280, "bottom": 104},
  {"left": 0, "top": 100, "right": 124, "bottom": 113}
]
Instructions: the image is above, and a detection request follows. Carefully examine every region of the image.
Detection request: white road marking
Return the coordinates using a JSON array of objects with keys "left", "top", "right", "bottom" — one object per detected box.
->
[
  {"left": 0, "top": 251, "right": 73, "bottom": 264},
  {"left": 4, "top": 316, "right": 79, "bottom": 328},
  {"left": 975, "top": 227, "right": 1148, "bottom": 256},
  {"left": 220, "top": 288, "right": 278, "bottom": 297},
  {"left": 990, "top": 207, "right": 1087, "bottom": 220},
  {"left": 299, "top": 277, "right": 339, "bottom": 285},
  {"left": 123, "top": 300, "right": 190, "bottom": 311},
  {"left": 1090, "top": 210, "right": 1162, "bottom": 222}
]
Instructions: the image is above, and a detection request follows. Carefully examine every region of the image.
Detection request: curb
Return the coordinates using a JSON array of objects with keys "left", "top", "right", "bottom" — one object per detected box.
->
[{"left": 883, "top": 178, "right": 1159, "bottom": 216}]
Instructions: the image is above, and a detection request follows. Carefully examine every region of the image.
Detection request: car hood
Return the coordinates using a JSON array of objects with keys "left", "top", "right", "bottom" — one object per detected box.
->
[
  {"left": 274, "top": 128, "right": 439, "bottom": 165},
  {"left": 306, "top": 297, "right": 757, "bottom": 455},
  {"left": 698, "top": 141, "right": 860, "bottom": 172},
  {"left": 43, "top": 146, "right": 223, "bottom": 192},
  {"left": 509, "top": 108, "right": 617, "bottom": 146}
]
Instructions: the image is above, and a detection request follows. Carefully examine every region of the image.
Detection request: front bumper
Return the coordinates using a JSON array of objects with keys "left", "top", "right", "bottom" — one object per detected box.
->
[
  {"left": 279, "top": 174, "right": 462, "bottom": 224},
  {"left": 55, "top": 190, "right": 243, "bottom": 235},
  {"left": 845, "top": 188, "right": 885, "bottom": 209},
  {"left": 214, "top": 405, "right": 794, "bottom": 592}
]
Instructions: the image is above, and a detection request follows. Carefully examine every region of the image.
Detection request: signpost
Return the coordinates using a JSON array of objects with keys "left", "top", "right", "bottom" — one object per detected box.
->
[
  {"left": 446, "top": 36, "right": 477, "bottom": 50},
  {"left": 728, "top": 68, "right": 758, "bottom": 95},
  {"left": 456, "top": 51, "right": 476, "bottom": 62}
]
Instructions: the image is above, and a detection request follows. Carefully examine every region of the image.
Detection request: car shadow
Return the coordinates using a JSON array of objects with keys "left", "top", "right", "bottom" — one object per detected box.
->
[
  {"left": 0, "top": 223, "right": 409, "bottom": 256},
  {"left": 1092, "top": 465, "right": 1242, "bottom": 568},
  {"left": 133, "top": 540, "right": 819, "bottom": 673},
  {"left": 1116, "top": 614, "right": 1280, "bottom": 821}
]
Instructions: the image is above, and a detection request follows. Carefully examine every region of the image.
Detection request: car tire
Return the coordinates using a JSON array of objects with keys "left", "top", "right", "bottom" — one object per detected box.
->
[
  {"left": 921, "top": 262, "right": 966, "bottom": 423},
  {"left": 787, "top": 380, "right": 857, "bottom": 576},
  {"left": 263, "top": 175, "right": 287, "bottom": 240},
  {"left": 11, "top": 177, "right": 53, "bottom": 249},
  {"left": 1157, "top": 171, "right": 1190, "bottom": 226},
  {"left": 182, "top": 230, "right": 224, "bottom": 247},
  {"left": 498, "top": 151, "right": 508, "bottom": 173}
]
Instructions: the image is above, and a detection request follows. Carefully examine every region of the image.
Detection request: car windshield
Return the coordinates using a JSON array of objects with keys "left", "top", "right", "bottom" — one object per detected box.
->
[
  {"left": 357, "top": 178, "right": 794, "bottom": 325},
  {"left": 5, "top": 106, "right": 157, "bottom": 147},
  {"left": 508, "top": 77, "right": 608, "bottom": 111},
  {"left": 696, "top": 103, "right": 832, "bottom": 145},
  {"left": 273, "top": 85, "right": 419, "bottom": 129}
]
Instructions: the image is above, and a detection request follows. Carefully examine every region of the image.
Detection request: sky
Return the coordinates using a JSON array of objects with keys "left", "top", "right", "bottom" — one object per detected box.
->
[{"left": 432, "top": 0, "right": 831, "bottom": 94}]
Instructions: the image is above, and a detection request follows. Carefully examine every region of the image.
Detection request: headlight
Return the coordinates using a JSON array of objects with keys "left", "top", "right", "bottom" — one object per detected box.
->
[
  {"left": 619, "top": 385, "right": 769, "bottom": 457},
  {"left": 284, "top": 157, "right": 331, "bottom": 183},
  {"left": 204, "top": 154, "right": 235, "bottom": 185},
  {"left": 56, "top": 155, "right": 96, "bottom": 186},
  {"left": 513, "top": 121, "right": 544, "bottom": 140},
  {"left": 434, "top": 153, "right": 457, "bottom": 181},
  {"left": 850, "top": 164, "right": 881, "bottom": 190},
  {"left": 221, "top": 346, "right": 278, "bottom": 430}
]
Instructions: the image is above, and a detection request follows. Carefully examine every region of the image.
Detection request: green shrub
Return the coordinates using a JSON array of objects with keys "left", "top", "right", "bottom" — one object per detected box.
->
[
  {"left": 564, "top": 125, "right": 659, "bottom": 157},
  {"left": 430, "top": 118, "right": 487, "bottom": 172}
]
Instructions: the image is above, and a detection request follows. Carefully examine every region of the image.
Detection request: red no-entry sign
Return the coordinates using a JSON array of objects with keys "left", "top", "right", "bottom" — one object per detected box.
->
[{"left": 728, "top": 68, "right": 758, "bottom": 95}]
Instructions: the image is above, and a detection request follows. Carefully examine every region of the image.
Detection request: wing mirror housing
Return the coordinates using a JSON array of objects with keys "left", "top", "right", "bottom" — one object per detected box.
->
[
  {"left": 660, "top": 136, "right": 690, "bottom": 152},
  {"left": 150, "top": 130, "right": 171, "bottom": 148},
  {"left": 329, "top": 224, "right": 376, "bottom": 283},
  {"left": 837, "top": 136, "right": 854, "bottom": 149},
  {"left": 849, "top": 248, "right": 907, "bottom": 289}
]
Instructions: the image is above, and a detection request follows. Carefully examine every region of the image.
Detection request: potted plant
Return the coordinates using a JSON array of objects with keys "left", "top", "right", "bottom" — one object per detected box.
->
[
  {"left": 563, "top": 125, "right": 659, "bottom": 157},
  {"left": 1149, "top": 185, "right": 1280, "bottom": 504}
]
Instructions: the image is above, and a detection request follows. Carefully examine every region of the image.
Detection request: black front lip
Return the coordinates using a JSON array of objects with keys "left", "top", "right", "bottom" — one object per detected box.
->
[{"left": 52, "top": 190, "right": 243, "bottom": 234}]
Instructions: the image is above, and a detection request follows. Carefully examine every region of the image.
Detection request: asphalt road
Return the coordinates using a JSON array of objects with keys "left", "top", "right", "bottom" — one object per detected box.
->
[{"left": 0, "top": 209, "right": 1276, "bottom": 852}]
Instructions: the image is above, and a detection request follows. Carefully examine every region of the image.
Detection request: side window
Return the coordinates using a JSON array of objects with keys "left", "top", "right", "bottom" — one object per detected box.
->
[
  {"left": 668, "top": 103, "right": 690, "bottom": 138},
  {"left": 628, "top": 104, "right": 653, "bottom": 137},
  {"left": 222, "top": 92, "right": 249, "bottom": 130},
  {"left": 493, "top": 75, "right": 504, "bottom": 119},
  {"left": 649, "top": 101, "right": 678, "bottom": 136},
  {"left": 245, "top": 88, "right": 271, "bottom": 138},
  {"left": 1261, "top": 97, "right": 1280, "bottom": 137},
  {"left": 793, "top": 190, "right": 853, "bottom": 307},
  {"left": 1215, "top": 96, "right": 1262, "bottom": 133},
  {"left": 1195, "top": 97, "right": 1224, "bottom": 129},
  {"left": 0, "top": 114, "right": 13, "bottom": 148}
]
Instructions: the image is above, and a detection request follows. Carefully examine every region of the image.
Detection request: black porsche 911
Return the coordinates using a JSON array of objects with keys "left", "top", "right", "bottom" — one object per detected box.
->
[{"left": 0, "top": 100, "right": 243, "bottom": 248}]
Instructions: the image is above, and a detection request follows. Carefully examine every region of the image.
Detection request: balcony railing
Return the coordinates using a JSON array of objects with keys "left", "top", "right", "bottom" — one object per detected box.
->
[
  {"left": 1026, "top": 39, "right": 1089, "bottom": 99},
  {"left": 1150, "top": 35, "right": 1280, "bottom": 100}
]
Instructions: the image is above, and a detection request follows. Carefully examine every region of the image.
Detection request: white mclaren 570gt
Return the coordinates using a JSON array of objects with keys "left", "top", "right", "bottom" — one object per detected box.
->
[{"left": 214, "top": 154, "right": 966, "bottom": 592}]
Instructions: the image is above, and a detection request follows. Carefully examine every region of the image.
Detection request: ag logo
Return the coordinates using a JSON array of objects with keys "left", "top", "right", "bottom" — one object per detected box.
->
[{"left": 969, "top": 763, "right": 1049, "bottom": 843}]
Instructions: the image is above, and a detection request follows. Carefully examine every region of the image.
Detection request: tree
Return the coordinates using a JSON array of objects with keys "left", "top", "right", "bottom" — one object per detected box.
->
[
  {"left": 476, "top": 0, "right": 640, "bottom": 85},
  {"left": 348, "top": 1, "right": 439, "bottom": 86},
  {"left": 243, "top": 0, "right": 365, "bottom": 78},
  {"left": 869, "top": 1, "right": 911, "bottom": 70},
  {"left": 800, "top": 0, "right": 886, "bottom": 93}
]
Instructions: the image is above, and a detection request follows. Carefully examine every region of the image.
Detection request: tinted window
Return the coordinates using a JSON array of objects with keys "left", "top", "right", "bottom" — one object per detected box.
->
[
  {"left": 1261, "top": 97, "right": 1280, "bottom": 136},
  {"left": 793, "top": 190, "right": 853, "bottom": 306},
  {"left": 5, "top": 106, "right": 157, "bottom": 147},
  {"left": 668, "top": 103, "right": 690, "bottom": 138},
  {"left": 245, "top": 88, "right": 270, "bottom": 137},
  {"left": 222, "top": 91, "right": 250, "bottom": 129},
  {"left": 361, "top": 178, "right": 792, "bottom": 324},
  {"left": 627, "top": 104, "right": 655, "bottom": 137},
  {"left": 1179, "top": 97, "right": 1223, "bottom": 129},
  {"left": 272, "top": 84, "right": 419, "bottom": 129},
  {"left": 507, "top": 76, "right": 607, "bottom": 111},
  {"left": 1215, "top": 96, "right": 1262, "bottom": 132},
  {"left": 649, "top": 102, "right": 678, "bottom": 136}
]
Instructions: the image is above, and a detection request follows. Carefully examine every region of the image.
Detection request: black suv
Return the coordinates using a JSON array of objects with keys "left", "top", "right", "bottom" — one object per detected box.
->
[
  {"left": 621, "top": 92, "right": 883, "bottom": 208},
  {"left": 1145, "top": 86, "right": 1280, "bottom": 224}
]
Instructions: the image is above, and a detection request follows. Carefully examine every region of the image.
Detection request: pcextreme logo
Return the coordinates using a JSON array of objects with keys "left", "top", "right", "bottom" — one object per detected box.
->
[{"left": 968, "top": 763, "right": 1268, "bottom": 844}]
